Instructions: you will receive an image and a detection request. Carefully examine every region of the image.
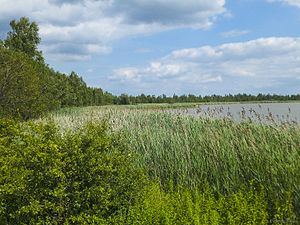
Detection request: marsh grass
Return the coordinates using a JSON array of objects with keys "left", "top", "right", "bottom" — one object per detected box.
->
[{"left": 39, "top": 105, "right": 300, "bottom": 220}]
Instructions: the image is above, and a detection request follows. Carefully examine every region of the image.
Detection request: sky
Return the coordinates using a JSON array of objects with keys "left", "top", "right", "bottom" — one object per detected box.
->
[{"left": 1, "top": 0, "right": 300, "bottom": 96}]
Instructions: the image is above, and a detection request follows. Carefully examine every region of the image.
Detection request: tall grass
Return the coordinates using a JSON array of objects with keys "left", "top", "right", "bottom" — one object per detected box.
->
[
  {"left": 122, "top": 112, "right": 300, "bottom": 190},
  {"left": 40, "top": 105, "right": 300, "bottom": 219}
]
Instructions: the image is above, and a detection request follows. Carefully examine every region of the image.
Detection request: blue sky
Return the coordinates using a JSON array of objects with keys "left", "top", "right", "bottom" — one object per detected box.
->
[{"left": 1, "top": 0, "right": 300, "bottom": 96}]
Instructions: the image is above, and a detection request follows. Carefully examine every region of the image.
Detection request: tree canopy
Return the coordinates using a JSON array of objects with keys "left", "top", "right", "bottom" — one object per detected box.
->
[
  {"left": 0, "top": 48, "right": 41, "bottom": 119},
  {"left": 0, "top": 17, "right": 114, "bottom": 120},
  {"left": 4, "top": 17, "right": 44, "bottom": 63}
]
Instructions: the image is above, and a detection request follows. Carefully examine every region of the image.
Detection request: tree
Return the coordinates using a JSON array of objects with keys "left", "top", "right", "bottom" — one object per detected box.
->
[
  {"left": 68, "top": 71, "right": 87, "bottom": 106},
  {"left": 4, "top": 17, "right": 44, "bottom": 63},
  {"left": 0, "top": 48, "right": 42, "bottom": 119},
  {"left": 118, "top": 94, "right": 131, "bottom": 105}
]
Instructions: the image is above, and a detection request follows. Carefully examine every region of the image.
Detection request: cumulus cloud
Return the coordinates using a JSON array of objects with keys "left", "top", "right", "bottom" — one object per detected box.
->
[
  {"left": 0, "top": 0, "right": 226, "bottom": 61},
  {"left": 41, "top": 42, "right": 112, "bottom": 61},
  {"left": 110, "top": 37, "right": 300, "bottom": 95},
  {"left": 108, "top": 0, "right": 225, "bottom": 28}
]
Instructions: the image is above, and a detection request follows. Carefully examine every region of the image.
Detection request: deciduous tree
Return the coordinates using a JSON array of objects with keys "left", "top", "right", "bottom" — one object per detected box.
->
[{"left": 4, "top": 17, "right": 44, "bottom": 63}]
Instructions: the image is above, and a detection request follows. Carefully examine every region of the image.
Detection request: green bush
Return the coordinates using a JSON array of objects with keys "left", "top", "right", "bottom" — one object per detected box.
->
[
  {"left": 113, "top": 182, "right": 295, "bottom": 225},
  {"left": 0, "top": 119, "right": 146, "bottom": 224}
]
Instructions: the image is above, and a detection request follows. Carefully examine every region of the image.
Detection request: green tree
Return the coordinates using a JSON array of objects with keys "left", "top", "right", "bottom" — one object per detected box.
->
[
  {"left": 0, "top": 48, "right": 42, "bottom": 119},
  {"left": 117, "top": 94, "right": 131, "bottom": 105},
  {"left": 35, "top": 64, "right": 62, "bottom": 111},
  {"left": 4, "top": 17, "right": 44, "bottom": 63}
]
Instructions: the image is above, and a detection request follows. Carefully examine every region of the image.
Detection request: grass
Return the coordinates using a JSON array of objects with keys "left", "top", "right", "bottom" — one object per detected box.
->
[{"left": 39, "top": 105, "right": 300, "bottom": 221}]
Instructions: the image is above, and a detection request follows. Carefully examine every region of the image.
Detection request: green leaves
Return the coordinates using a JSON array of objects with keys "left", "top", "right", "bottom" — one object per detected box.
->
[
  {"left": 0, "top": 48, "right": 42, "bottom": 119},
  {"left": 0, "top": 18, "right": 114, "bottom": 121},
  {"left": 120, "top": 182, "right": 287, "bottom": 225},
  {"left": 4, "top": 17, "right": 44, "bottom": 63},
  {"left": 0, "top": 118, "right": 298, "bottom": 224},
  {"left": 0, "top": 120, "right": 145, "bottom": 224}
]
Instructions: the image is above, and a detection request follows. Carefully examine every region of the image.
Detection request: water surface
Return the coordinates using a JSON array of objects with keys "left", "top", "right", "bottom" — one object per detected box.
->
[{"left": 169, "top": 103, "right": 300, "bottom": 125}]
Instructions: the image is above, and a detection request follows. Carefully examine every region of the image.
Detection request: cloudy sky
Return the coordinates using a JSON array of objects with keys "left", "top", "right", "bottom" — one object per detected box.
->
[{"left": 1, "top": 0, "right": 300, "bottom": 95}]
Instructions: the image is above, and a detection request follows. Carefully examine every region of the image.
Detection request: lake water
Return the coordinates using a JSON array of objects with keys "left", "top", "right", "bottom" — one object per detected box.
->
[{"left": 169, "top": 103, "right": 300, "bottom": 125}]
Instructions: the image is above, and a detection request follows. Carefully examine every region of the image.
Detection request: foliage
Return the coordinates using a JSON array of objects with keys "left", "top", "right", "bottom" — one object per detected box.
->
[
  {"left": 109, "top": 92, "right": 300, "bottom": 106},
  {"left": 126, "top": 93, "right": 300, "bottom": 105},
  {"left": 1, "top": 15, "right": 300, "bottom": 223},
  {"left": 120, "top": 112, "right": 300, "bottom": 217},
  {"left": 0, "top": 45, "right": 114, "bottom": 120},
  {"left": 0, "top": 115, "right": 298, "bottom": 224},
  {"left": 114, "top": 94, "right": 131, "bottom": 105},
  {"left": 3, "top": 17, "right": 44, "bottom": 63},
  {"left": 0, "top": 48, "right": 42, "bottom": 119},
  {"left": 0, "top": 17, "right": 114, "bottom": 120},
  {"left": 45, "top": 106, "right": 300, "bottom": 222},
  {"left": 0, "top": 119, "right": 146, "bottom": 224},
  {"left": 112, "top": 182, "right": 295, "bottom": 225}
]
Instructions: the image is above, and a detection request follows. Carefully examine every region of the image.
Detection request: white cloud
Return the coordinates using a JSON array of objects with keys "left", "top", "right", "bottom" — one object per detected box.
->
[
  {"left": 108, "top": 0, "right": 225, "bottom": 28},
  {"left": 0, "top": 0, "right": 226, "bottom": 61},
  {"left": 113, "top": 68, "right": 141, "bottom": 83},
  {"left": 41, "top": 42, "right": 112, "bottom": 61},
  {"left": 221, "top": 29, "right": 250, "bottom": 38},
  {"left": 110, "top": 37, "right": 300, "bottom": 94},
  {"left": 47, "top": 53, "right": 92, "bottom": 62}
]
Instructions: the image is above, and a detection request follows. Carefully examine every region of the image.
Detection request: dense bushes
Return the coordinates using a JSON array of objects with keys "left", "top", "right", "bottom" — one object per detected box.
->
[
  {"left": 0, "top": 119, "right": 145, "bottom": 224},
  {"left": 117, "top": 183, "right": 296, "bottom": 225}
]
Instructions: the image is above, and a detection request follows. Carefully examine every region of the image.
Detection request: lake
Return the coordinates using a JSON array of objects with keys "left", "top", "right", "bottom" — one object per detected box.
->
[{"left": 168, "top": 102, "right": 300, "bottom": 125}]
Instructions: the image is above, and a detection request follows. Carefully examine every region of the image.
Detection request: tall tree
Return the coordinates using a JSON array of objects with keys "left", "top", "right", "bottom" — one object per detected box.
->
[
  {"left": 0, "top": 48, "right": 41, "bottom": 119},
  {"left": 4, "top": 17, "right": 44, "bottom": 63}
]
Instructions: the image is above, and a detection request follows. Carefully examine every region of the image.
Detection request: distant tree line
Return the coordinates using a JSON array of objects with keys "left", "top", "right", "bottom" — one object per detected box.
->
[
  {"left": 1, "top": 17, "right": 299, "bottom": 119},
  {"left": 114, "top": 93, "right": 300, "bottom": 105}
]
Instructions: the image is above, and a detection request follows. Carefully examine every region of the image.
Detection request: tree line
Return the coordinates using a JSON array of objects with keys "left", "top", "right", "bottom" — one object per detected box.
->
[
  {"left": 1, "top": 17, "right": 299, "bottom": 119},
  {"left": 0, "top": 17, "right": 114, "bottom": 119},
  {"left": 114, "top": 93, "right": 300, "bottom": 105}
]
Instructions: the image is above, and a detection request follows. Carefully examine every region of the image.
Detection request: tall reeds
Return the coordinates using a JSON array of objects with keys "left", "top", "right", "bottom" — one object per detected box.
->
[{"left": 40, "top": 105, "right": 300, "bottom": 217}]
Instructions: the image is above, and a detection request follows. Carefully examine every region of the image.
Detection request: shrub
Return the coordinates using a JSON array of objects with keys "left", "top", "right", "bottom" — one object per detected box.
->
[
  {"left": 0, "top": 119, "right": 146, "bottom": 224},
  {"left": 113, "top": 182, "right": 294, "bottom": 225}
]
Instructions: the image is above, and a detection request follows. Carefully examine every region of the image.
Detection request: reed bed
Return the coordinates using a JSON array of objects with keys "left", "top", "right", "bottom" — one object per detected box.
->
[{"left": 39, "top": 105, "right": 300, "bottom": 216}]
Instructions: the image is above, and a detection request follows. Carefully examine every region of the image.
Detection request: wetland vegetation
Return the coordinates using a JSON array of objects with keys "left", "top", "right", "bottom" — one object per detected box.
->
[
  {"left": 34, "top": 105, "right": 300, "bottom": 224},
  {"left": 1, "top": 17, "right": 299, "bottom": 224}
]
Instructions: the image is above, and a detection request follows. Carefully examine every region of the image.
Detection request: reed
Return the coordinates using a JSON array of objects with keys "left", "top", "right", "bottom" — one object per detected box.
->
[{"left": 40, "top": 105, "right": 300, "bottom": 215}]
